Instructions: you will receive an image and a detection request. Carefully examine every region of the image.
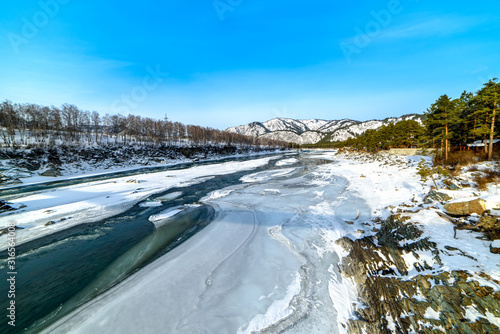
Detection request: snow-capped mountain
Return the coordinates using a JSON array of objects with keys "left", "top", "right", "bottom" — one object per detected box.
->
[{"left": 226, "top": 114, "right": 423, "bottom": 145}]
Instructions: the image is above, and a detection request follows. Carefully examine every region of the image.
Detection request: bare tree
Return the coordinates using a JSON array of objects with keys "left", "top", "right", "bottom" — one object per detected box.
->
[{"left": 91, "top": 111, "right": 100, "bottom": 144}]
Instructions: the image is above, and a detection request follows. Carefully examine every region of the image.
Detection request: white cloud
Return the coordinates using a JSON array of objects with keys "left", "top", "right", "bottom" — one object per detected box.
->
[{"left": 380, "top": 15, "right": 485, "bottom": 40}]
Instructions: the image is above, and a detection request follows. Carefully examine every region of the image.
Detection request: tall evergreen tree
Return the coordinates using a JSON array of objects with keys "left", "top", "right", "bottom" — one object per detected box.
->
[
  {"left": 455, "top": 91, "right": 474, "bottom": 148},
  {"left": 424, "top": 95, "right": 459, "bottom": 161},
  {"left": 474, "top": 79, "right": 500, "bottom": 160}
]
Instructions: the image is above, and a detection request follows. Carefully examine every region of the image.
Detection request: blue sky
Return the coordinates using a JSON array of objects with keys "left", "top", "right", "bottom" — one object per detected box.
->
[{"left": 1, "top": 0, "right": 499, "bottom": 129}]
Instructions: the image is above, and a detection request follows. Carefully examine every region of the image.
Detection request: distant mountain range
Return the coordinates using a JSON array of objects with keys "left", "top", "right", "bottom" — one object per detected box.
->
[{"left": 226, "top": 114, "right": 424, "bottom": 145}]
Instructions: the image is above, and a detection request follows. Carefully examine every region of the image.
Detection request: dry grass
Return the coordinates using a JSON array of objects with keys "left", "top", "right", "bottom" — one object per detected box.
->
[
  {"left": 467, "top": 165, "right": 480, "bottom": 172},
  {"left": 473, "top": 170, "right": 500, "bottom": 191},
  {"left": 432, "top": 150, "right": 500, "bottom": 190},
  {"left": 433, "top": 151, "right": 486, "bottom": 167},
  {"left": 450, "top": 165, "right": 463, "bottom": 177}
]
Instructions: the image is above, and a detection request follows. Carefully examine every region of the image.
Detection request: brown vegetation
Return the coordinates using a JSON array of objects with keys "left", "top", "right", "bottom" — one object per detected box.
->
[
  {"left": 473, "top": 170, "right": 500, "bottom": 191},
  {"left": 433, "top": 150, "right": 483, "bottom": 167}
]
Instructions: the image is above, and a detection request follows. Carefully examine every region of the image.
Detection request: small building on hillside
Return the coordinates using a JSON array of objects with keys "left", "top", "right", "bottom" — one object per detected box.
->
[{"left": 467, "top": 139, "right": 500, "bottom": 148}]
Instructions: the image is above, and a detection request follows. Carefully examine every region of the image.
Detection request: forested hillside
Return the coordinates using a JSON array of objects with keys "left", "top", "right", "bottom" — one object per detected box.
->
[
  {"left": 310, "top": 119, "right": 424, "bottom": 150},
  {"left": 310, "top": 78, "right": 500, "bottom": 161}
]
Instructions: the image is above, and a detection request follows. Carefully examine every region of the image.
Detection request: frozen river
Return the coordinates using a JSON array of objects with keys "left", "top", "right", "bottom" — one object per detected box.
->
[{"left": 1, "top": 152, "right": 368, "bottom": 334}]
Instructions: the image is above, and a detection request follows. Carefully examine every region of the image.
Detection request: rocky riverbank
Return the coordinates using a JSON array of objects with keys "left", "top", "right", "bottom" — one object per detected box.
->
[
  {"left": 339, "top": 215, "right": 500, "bottom": 333},
  {"left": 329, "top": 150, "right": 500, "bottom": 333}
]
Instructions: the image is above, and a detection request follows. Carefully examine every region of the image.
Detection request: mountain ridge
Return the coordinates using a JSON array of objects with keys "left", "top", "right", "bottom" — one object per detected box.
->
[{"left": 226, "top": 114, "right": 423, "bottom": 145}]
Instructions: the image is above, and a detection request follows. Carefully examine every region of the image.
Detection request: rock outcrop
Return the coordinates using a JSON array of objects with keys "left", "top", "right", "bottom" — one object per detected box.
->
[
  {"left": 40, "top": 165, "right": 62, "bottom": 177},
  {"left": 338, "top": 215, "right": 500, "bottom": 334},
  {"left": 423, "top": 190, "right": 452, "bottom": 204},
  {"left": 0, "top": 200, "right": 15, "bottom": 213},
  {"left": 444, "top": 198, "right": 487, "bottom": 216}
]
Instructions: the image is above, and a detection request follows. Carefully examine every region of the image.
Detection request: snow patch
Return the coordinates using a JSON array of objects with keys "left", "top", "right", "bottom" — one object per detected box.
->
[
  {"left": 423, "top": 306, "right": 441, "bottom": 320},
  {"left": 275, "top": 158, "right": 299, "bottom": 166},
  {"left": 464, "top": 305, "right": 483, "bottom": 322},
  {"left": 328, "top": 266, "right": 360, "bottom": 334}
]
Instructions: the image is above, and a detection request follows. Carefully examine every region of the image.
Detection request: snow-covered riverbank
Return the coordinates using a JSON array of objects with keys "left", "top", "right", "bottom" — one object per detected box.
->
[
  {"left": 3, "top": 150, "right": 499, "bottom": 333},
  {"left": 320, "top": 150, "right": 500, "bottom": 333}
]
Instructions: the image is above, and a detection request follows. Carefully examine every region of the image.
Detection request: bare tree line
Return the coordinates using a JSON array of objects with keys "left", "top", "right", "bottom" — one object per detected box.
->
[{"left": 0, "top": 100, "right": 290, "bottom": 149}]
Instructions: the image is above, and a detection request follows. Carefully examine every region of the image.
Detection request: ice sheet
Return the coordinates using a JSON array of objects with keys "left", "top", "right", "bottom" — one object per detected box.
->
[
  {"left": 148, "top": 207, "right": 185, "bottom": 226},
  {"left": 139, "top": 201, "right": 163, "bottom": 207},
  {"left": 240, "top": 168, "right": 297, "bottom": 183}
]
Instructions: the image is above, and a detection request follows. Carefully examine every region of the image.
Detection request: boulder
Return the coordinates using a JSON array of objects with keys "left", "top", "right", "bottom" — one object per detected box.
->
[
  {"left": 0, "top": 175, "right": 22, "bottom": 185},
  {"left": 0, "top": 200, "right": 15, "bottom": 213},
  {"left": 40, "top": 166, "right": 62, "bottom": 177},
  {"left": 17, "top": 160, "right": 41, "bottom": 171},
  {"left": 444, "top": 180, "right": 461, "bottom": 190},
  {"left": 444, "top": 198, "right": 487, "bottom": 216},
  {"left": 424, "top": 190, "right": 452, "bottom": 204},
  {"left": 491, "top": 240, "right": 500, "bottom": 254}
]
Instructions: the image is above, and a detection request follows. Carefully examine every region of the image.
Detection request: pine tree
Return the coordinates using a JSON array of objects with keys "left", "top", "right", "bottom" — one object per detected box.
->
[
  {"left": 455, "top": 91, "right": 474, "bottom": 149},
  {"left": 474, "top": 79, "right": 500, "bottom": 160},
  {"left": 424, "top": 95, "right": 459, "bottom": 161}
]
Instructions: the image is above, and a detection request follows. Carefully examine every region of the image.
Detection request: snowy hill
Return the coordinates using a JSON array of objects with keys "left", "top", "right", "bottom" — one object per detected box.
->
[{"left": 226, "top": 114, "right": 423, "bottom": 145}]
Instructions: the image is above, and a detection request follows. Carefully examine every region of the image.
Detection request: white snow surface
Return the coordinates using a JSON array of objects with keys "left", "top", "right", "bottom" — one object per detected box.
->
[
  {"left": 202, "top": 188, "right": 235, "bottom": 200},
  {"left": 465, "top": 305, "right": 483, "bottom": 322},
  {"left": 260, "top": 131, "right": 323, "bottom": 146},
  {"left": 404, "top": 209, "right": 500, "bottom": 280},
  {"left": 275, "top": 158, "right": 299, "bottom": 166},
  {"left": 139, "top": 201, "right": 163, "bottom": 207},
  {"left": 156, "top": 191, "right": 183, "bottom": 201}
]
